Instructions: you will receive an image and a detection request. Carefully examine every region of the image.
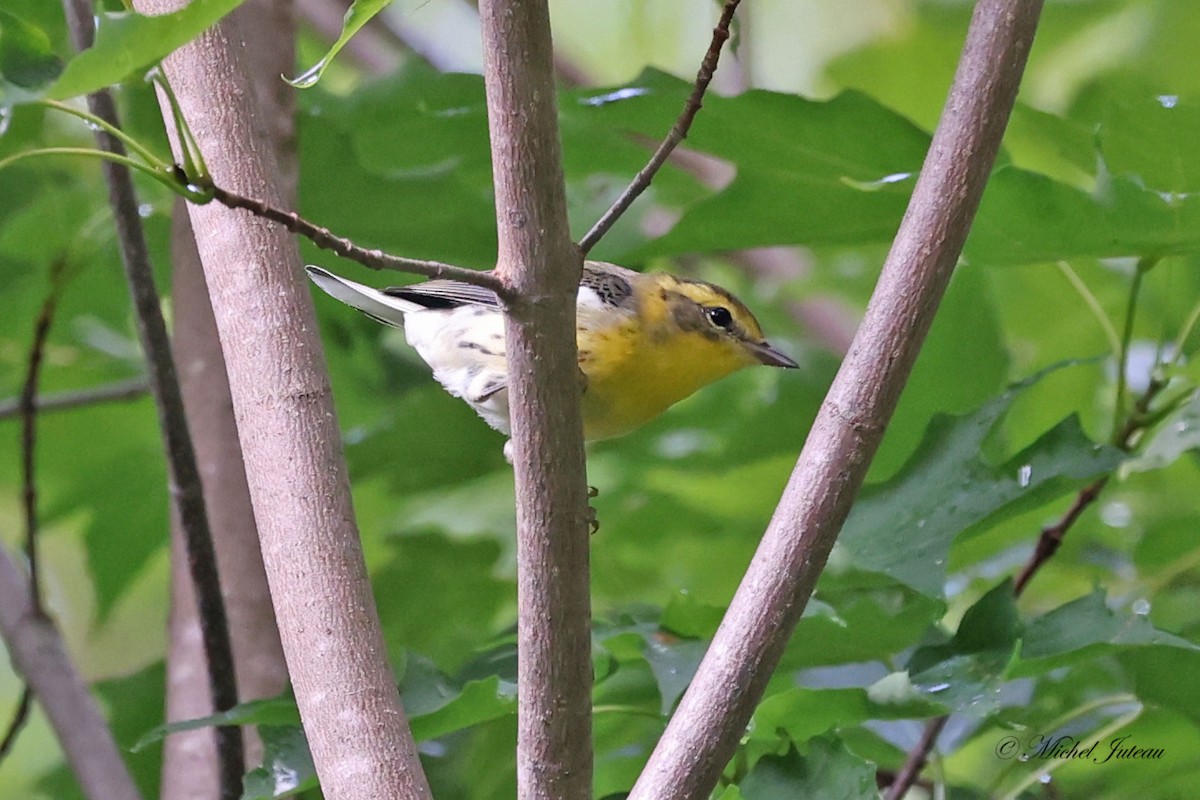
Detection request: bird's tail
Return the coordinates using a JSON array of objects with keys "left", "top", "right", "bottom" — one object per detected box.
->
[{"left": 305, "top": 265, "right": 422, "bottom": 327}]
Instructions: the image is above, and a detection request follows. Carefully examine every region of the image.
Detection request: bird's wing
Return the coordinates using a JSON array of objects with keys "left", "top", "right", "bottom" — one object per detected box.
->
[
  {"left": 306, "top": 265, "right": 423, "bottom": 327},
  {"left": 385, "top": 280, "right": 502, "bottom": 310}
]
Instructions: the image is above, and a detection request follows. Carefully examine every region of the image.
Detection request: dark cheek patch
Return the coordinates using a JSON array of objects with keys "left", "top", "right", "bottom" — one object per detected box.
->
[{"left": 668, "top": 294, "right": 721, "bottom": 341}]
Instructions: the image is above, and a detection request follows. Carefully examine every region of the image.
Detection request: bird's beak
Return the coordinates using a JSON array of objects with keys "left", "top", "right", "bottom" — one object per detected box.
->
[{"left": 745, "top": 340, "right": 799, "bottom": 369}]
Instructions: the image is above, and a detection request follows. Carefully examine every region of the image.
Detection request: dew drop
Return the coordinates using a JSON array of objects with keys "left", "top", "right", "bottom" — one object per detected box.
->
[
  {"left": 1100, "top": 501, "right": 1132, "bottom": 529},
  {"left": 1017, "top": 464, "right": 1033, "bottom": 487}
]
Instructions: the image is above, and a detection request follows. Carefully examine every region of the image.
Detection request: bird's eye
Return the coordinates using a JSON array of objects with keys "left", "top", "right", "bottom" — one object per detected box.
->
[{"left": 706, "top": 306, "right": 734, "bottom": 330}]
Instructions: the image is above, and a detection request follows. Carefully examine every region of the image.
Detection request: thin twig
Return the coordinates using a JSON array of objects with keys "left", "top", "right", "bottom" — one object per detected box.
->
[
  {"left": 20, "top": 258, "right": 69, "bottom": 612},
  {"left": 0, "top": 378, "right": 150, "bottom": 421},
  {"left": 62, "top": 1, "right": 245, "bottom": 795},
  {"left": 0, "top": 688, "right": 32, "bottom": 762},
  {"left": 1, "top": 257, "right": 68, "bottom": 766},
  {"left": 577, "top": 0, "right": 742, "bottom": 254},
  {"left": 1111, "top": 258, "right": 1155, "bottom": 441},
  {"left": 883, "top": 715, "right": 948, "bottom": 800},
  {"left": 204, "top": 182, "right": 507, "bottom": 294},
  {"left": 1011, "top": 478, "right": 1107, "bottom": 596},
  {"left": 1011, "top": 373, "right": 1167, "bottom": 594}
]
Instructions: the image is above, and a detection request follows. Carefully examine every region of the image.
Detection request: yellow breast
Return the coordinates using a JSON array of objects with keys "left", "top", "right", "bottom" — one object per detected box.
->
[{"left": 576, "top": 288, "right": 757, "bottom": 440}]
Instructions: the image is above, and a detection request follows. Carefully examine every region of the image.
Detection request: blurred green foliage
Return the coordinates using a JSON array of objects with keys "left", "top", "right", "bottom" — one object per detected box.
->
[{"left": 2, "top": 0, "right": 1200, "bottom": 798}]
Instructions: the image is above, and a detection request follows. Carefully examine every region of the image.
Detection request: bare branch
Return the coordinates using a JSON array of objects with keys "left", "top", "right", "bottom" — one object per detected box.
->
[
  {"left": 130, "top": 1, "right": 432, "bottom": 797},
  {"left": 478, "top": 0, "right": 592, "bottom": 798},
  {"left": 578, "top": 0, "right": 742, "bottom": 254},
  {"left": 62, "top": 1, "right": 244, "bottom": 795},
  {"left": 19, "top": 259, "right": 68, "bottom": 614},
  {"left": 0, "top": 379, "right": 150, "bottom": 421},
  {"left": 0, "top": 689, "right": 32, "bottom": 762},
  {"left": 206, "top": 182, "right": 507, "bottom": 293},
  {"left": 0, "top": 548, "right": 142, "bottom": 800},
  {"left": 882, "top": 715, "right": 949, "bottom": 800},
  {"left": 628, "top": 2, "right": 1045, "bottom": 798}
]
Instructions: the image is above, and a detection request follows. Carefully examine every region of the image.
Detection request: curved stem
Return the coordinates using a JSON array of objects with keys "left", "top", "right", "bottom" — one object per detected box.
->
[
  {"left": 148, "top": 68, "right": 211, "bottom": 184},
  {"left": 1112, "top": 257, "right": 1158, "bottom": 444},
  {"left": 41, "top": 99, "right": 169, "bottom": 169},
  {"left": 1056, "top": 261, "right": 1120, "bottom": 357},
  {"left": 1170, "top": 293, "right": 1200, "bottom": 366},
  {"left": 0, "top": 147, "right": 206, "bottom": 201}
]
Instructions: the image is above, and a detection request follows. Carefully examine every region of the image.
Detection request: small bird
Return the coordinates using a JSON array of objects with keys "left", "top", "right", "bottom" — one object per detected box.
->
[{"left": 306, "top": 262, "right": 797, "bottom": 446}]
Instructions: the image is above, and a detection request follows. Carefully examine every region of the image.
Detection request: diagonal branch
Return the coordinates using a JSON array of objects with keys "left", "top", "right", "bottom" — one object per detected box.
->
[
  {"left": 205, "top": 182, "right": 507, "bottom": 293},
  {"left": 0, "top": 546, "right": 142, "bottom": 800},
  {"left": 628, "top": 2, "right": 1045, "bottom": 798},
  {"left": 578, "top": 0, "right": 742, "bottom": 254}
]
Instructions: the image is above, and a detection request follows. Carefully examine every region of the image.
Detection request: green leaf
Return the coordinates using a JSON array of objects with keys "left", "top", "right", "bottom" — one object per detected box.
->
[
  {"left": 567, "top": 71, "right": 931, "bottom": 257},
  {"left": 241, "top": 725, "right": 318, "bottom": 799},
  {"left": 642, "top": 635, "right": 706, "bottom": 714},
  {"left": 964, "top": 167, "right": 1200, "bottom": 266},
  {"left": 287, "top": 0, "right": 390, "bottom": 89},
  {"left": 1120, "top": 649, "right": 1200, "bottom": 727},
  {"left": 131, "top": 693, "right": 300, "bottom": 753},
  {"left": 840, "top": 364, "right": 1124, "bottom": 597},
  {"left": 752, "top": 685, "right": 943, "bottom": 745},
  {"left": 1017, "top": 590, "right": 1200, "bottom": 671},
  {"left": 905, "top": 582, "right": 1020, "bottom": 712},
  {"left": 47, "top": 0, "right": 249, "bottom": 102},
  {"left": 780, "top": 589, "right": 944, "bottom": 670},
  {"left": 401, "top": 654, "right": 517, "bottom": 742},
  {"left": 739, "top": 738, "right": 876, "bottom": 800},
  {"left": 0, "top": 10, "right": 62, "bottom": 92},
  {"left": 1097, "top": 95, "right": 1200, "bottom": 194}
]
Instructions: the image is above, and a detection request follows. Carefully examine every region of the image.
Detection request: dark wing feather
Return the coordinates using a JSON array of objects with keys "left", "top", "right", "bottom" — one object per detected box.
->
[{"left": 384, "top": 280, "right": 502, "bottom": 310}]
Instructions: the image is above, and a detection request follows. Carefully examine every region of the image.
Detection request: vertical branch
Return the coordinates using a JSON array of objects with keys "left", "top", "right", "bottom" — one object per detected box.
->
[
  {"left": 61, "top": 1, "right": 245, "bottom": 796},
  {"left": 130, "top": 1, "right": 432, "bottom": 798},
  {"left": 628, "top": 2, "right": 1045, "bottom": 798},
  {"left": 477, "top": 1, "right": 593, "bottom": 799}
]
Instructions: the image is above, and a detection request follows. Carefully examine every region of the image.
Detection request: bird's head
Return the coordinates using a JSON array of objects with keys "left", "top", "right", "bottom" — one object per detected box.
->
[{"left": 649, "top": 274, "right": 799, "bottom": 373}]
